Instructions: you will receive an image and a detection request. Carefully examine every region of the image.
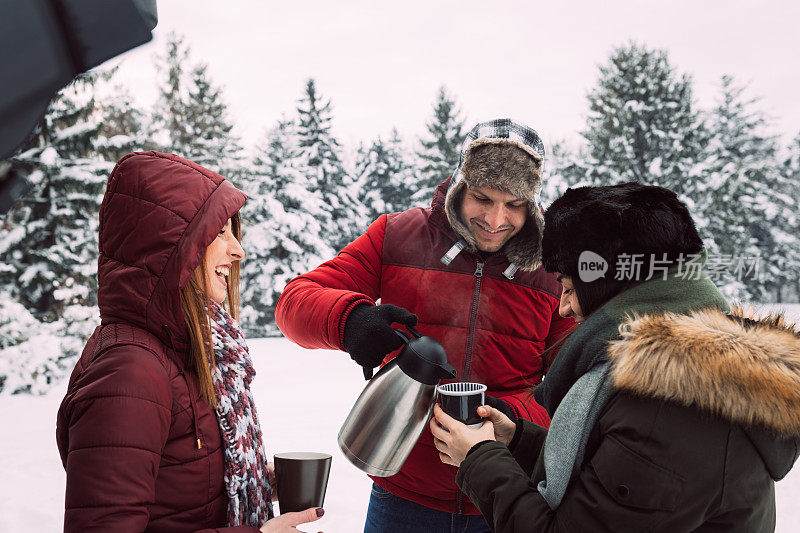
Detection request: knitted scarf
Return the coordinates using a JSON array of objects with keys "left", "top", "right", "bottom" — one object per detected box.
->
[{"left": 209, "top": 298, "right": 274, "bottom": 527}]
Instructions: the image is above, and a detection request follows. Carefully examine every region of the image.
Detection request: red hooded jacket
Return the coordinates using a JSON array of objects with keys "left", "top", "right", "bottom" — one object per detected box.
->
[
  {"left": 56, "top": 152, "right": 258, "bottom": 532},
  {"left": 276, "top": 179, "right": 574, "bottom": 515}
]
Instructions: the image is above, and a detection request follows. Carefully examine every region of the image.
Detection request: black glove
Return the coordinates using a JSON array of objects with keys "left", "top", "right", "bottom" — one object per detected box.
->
[{"left": 343, "top": 304, "right": 418, "bottom": 379}]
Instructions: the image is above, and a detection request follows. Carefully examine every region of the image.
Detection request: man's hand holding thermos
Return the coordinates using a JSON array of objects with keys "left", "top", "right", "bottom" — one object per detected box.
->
[{"left": 343, "top": 304, "right": 418, "bottom": 379}]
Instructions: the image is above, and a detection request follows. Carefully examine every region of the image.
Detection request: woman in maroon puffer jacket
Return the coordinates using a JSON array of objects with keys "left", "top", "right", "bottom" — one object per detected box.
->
[{"left": 56, "top": 152, "right": 323, "bottom": 532}]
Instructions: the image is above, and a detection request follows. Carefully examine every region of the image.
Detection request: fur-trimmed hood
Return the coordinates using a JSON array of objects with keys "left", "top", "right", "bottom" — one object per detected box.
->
[
  {"left": 608, "top": 307, "right": 800, "bottom": 477},
  {"left": 444, "top": 119, "right": 546, "bottom": 271}
]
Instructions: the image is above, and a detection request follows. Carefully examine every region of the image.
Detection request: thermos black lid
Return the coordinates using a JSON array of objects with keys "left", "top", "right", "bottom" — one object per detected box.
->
[{"left": 395, "top": 328, "right": 457, "bottom": 385}]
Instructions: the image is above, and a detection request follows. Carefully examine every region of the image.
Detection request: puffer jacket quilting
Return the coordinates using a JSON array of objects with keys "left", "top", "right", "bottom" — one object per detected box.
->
[{"left": 56, "top": 152, "right": 257, "bottom": 532}]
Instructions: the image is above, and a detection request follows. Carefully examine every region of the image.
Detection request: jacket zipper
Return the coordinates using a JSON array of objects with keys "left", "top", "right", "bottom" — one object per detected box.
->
[
  {"left": 462, "top": 261, "right": 484, "bottom": 382},
  {"left": 456, "top": 261, "right": 483, "bottom": 517}
]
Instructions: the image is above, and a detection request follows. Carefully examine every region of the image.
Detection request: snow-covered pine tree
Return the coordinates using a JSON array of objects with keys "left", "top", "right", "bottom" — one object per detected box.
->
[
  {"left": 541, "top": 140, "right": 591, "bottom": 207},
  {"left": 149, "top": 35, "right": 242, "bottom": 176},
  {"left": 1, "top": 72, "right": 109, "bottom": 318},
  {"left": 414, "top": 86, "right": 466, "bottom": 203},
  {"left": 704, "top": 76, "right": 785, "bottom": 300},
  {"left": 355, "top": 129, "right": 417, "bottom": 222},
  {"left": 0, "top": 72, "right": 111, "bottom": 393},
  {"left": 239, "top": 119, "right": 334, "bottom": 336},
  {"left": 778, "top": 132, "right": 800, "bottom": 302},
  {"left": 96, "top": 81, "right": 152, "bottom": 161},
  {"left": 182, "top": 64, "right": 245, "bottom": 187},
  {"left": 151, "top": 35, "right": 245, "bottom": 186},
  {"left": 295, "top": 79, "right": 364, "bottom": 252},
  {"left": 151, "top": 33, "right": 192, "bottom": 154},
  {"left": 579, "top": 43, "right": 707, "bottom": 199},
  {"left": 0, "top": 293, "right": 66, "bottom": 394}
]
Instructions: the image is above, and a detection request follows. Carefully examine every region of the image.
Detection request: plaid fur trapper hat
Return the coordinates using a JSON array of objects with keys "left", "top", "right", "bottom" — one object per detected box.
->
[{"left": 445, "top": 118, "right": 546, "bottom": 271}]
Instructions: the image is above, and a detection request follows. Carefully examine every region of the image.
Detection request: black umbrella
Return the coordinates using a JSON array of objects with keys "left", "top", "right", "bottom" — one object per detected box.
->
[{"left": 0, "top": 0, "right": 157, "bottom": 213}]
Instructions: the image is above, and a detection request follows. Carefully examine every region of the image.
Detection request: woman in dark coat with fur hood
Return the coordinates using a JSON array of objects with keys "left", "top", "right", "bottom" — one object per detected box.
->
[{"left": 431, "top": 182, "right": 800, "bottom": 532}]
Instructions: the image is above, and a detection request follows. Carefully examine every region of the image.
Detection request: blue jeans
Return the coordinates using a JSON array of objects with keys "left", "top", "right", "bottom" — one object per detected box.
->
[{"left": 363, "top": 484, "right": 491, "bottom": 533}]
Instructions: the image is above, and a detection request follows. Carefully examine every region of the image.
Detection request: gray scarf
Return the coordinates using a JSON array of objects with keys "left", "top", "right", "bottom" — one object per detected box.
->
[{"left": 537, "top": 364, "right": 612, "bottom": 508}]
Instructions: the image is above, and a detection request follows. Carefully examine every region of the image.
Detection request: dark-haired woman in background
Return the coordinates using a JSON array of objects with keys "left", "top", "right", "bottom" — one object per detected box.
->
[
  {"left": 56, "top": 152, "right": 323, "bottom": 532},
  {"left": 432, "top": 182, "right": 800, "bottom": 532}
]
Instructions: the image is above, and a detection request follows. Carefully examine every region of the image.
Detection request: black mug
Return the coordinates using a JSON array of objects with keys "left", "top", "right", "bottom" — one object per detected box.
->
[
  {"left": 436, "top": 382, "right": 487, "bottom": 427},
  {"left": 273, "top": 452, "right": 332, "bottom": 514}
]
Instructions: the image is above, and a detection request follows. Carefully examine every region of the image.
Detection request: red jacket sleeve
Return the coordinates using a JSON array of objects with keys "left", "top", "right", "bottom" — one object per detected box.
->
[
  {"left": 275, "top": 215, "right": 387, "bottom": 350},
  {"left": 543, "top": 307, "right": 576, "bottom": 372},
  {"left": 493, "top": 390, "right": 550, "bottom": 427},
  {"left": 491, "top": 307, "right": 575, "bottom": 427},
  {"left": 60, "top": 345, "right": 172, "bottom": 532}
]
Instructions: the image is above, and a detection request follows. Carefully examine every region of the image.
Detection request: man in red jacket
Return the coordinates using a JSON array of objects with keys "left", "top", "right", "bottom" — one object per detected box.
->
[{"left": 276, "top": 118, "right": 575, "bottom": 532}]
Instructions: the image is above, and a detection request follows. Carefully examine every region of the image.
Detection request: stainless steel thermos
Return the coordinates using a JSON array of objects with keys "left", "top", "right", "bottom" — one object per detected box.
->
[{"left": 338, "top": 327, "right": 457, "bottom": 477}]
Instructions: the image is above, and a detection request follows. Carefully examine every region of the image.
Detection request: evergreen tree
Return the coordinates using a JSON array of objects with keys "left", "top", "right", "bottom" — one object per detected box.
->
[
  {"left": 414, "top": 86, "right": 466, "bottom": 202},
  {"left": 355, "top": 129, "right": 417, "bottom": 221},
  {"left": 295, "top": 79, "right": 364, "bottom": 251},
  {"left": 239, "top": 120, "right": 334, "bottom": 335},
  {"left": 1, "top": 72, "right": 109, "bottom": 319},
  {"left": 779, "top": 132, "right": 800, "bottom": 301},
  {"left": 151, "top": 33, "right": 192, "bottom": 153},
  {"left": 704, "top": 76, "right": 784, "bottom": 300},
  {"left": 541, "top": 140, "right": 590, "bottom": 207},
  {"left": 416, "top": 86, "right": 466, "bottom": 202},
  {"left": 183, "top": 64, "right": 245, "bottom": 186},
  {"left": 0, "top": 292, "right": 67, "bottom": 394},
  {"left": 96, "top": 82, "right": 152, "bottom": 161},
  {"left": 151, "top": 34, "right": 244, "bottom": 185},
  {"left": 579, "top": 43, "right": 707, "bottom": 198},
  {"left": 0, "top": 72, "right": 112, "bottom": 392}
]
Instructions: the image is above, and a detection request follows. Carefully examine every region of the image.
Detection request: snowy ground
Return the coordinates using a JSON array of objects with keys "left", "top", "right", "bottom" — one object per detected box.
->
[{"left": 1, "top": 303, "right": 799, "bottom": 532}]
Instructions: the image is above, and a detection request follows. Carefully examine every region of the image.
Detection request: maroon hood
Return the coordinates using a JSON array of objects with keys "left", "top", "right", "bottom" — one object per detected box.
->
[{"left": 97, "top": 151, "right": 246, "bottom": 355}]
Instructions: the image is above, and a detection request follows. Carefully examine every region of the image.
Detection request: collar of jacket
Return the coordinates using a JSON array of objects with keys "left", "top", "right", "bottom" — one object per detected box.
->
[{"left": 534, "top": 248, "right": 730, "bottom": 417}]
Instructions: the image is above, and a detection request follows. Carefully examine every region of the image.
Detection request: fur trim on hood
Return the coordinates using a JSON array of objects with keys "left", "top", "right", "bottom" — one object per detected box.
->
[
  {"left": 607, "top": 306, "right": 800, "bottom": 437},
  {"left": 444, "top": 119, "right": 546, "bottom": 271}
]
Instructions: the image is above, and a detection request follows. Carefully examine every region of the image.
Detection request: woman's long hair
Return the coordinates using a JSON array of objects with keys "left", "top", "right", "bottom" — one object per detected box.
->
[{"left": 180, "top": 212, "right": 242, "bottom": 407}]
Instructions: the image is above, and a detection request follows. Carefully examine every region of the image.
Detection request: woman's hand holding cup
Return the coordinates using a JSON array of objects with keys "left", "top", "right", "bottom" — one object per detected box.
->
[
  {"left": 259, "top": 507, "right": 324, "bottom": 532},
  {"left": 430, "top": 400, "right": 519, "bottom": 467},
  {"left": 430, "top": 403, "right": 496, "bottom": 467},
  {"left": 476, "top": 404, "right": 516, "bottom": 446}
]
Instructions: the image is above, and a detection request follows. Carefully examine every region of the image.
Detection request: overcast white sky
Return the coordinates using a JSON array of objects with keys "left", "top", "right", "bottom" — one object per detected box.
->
[{"left": 111, "top": 0, "right": 800, "bottom": 152}]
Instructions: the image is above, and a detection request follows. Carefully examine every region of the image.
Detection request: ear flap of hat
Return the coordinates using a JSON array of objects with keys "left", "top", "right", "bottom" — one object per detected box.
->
[
  {"left": 503, "top": 204, "right": 544, "bottom": 271},
  {"left": 444, "top": 176, "right": 479, "bottom": 252}
]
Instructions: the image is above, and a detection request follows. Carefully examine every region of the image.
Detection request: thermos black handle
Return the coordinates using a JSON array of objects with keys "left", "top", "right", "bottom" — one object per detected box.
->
[
  {"left": 362, "top": 328, "right": 420, "bottom": 381},
  {"left": 394, "top": 329, "right": 410, "bottom": 343},
  {"left": 406, "top": 325, "right": 423, "bottom": 338},
  {"left": 394, "top": 328, "right": 457, "bottom": 383}
]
